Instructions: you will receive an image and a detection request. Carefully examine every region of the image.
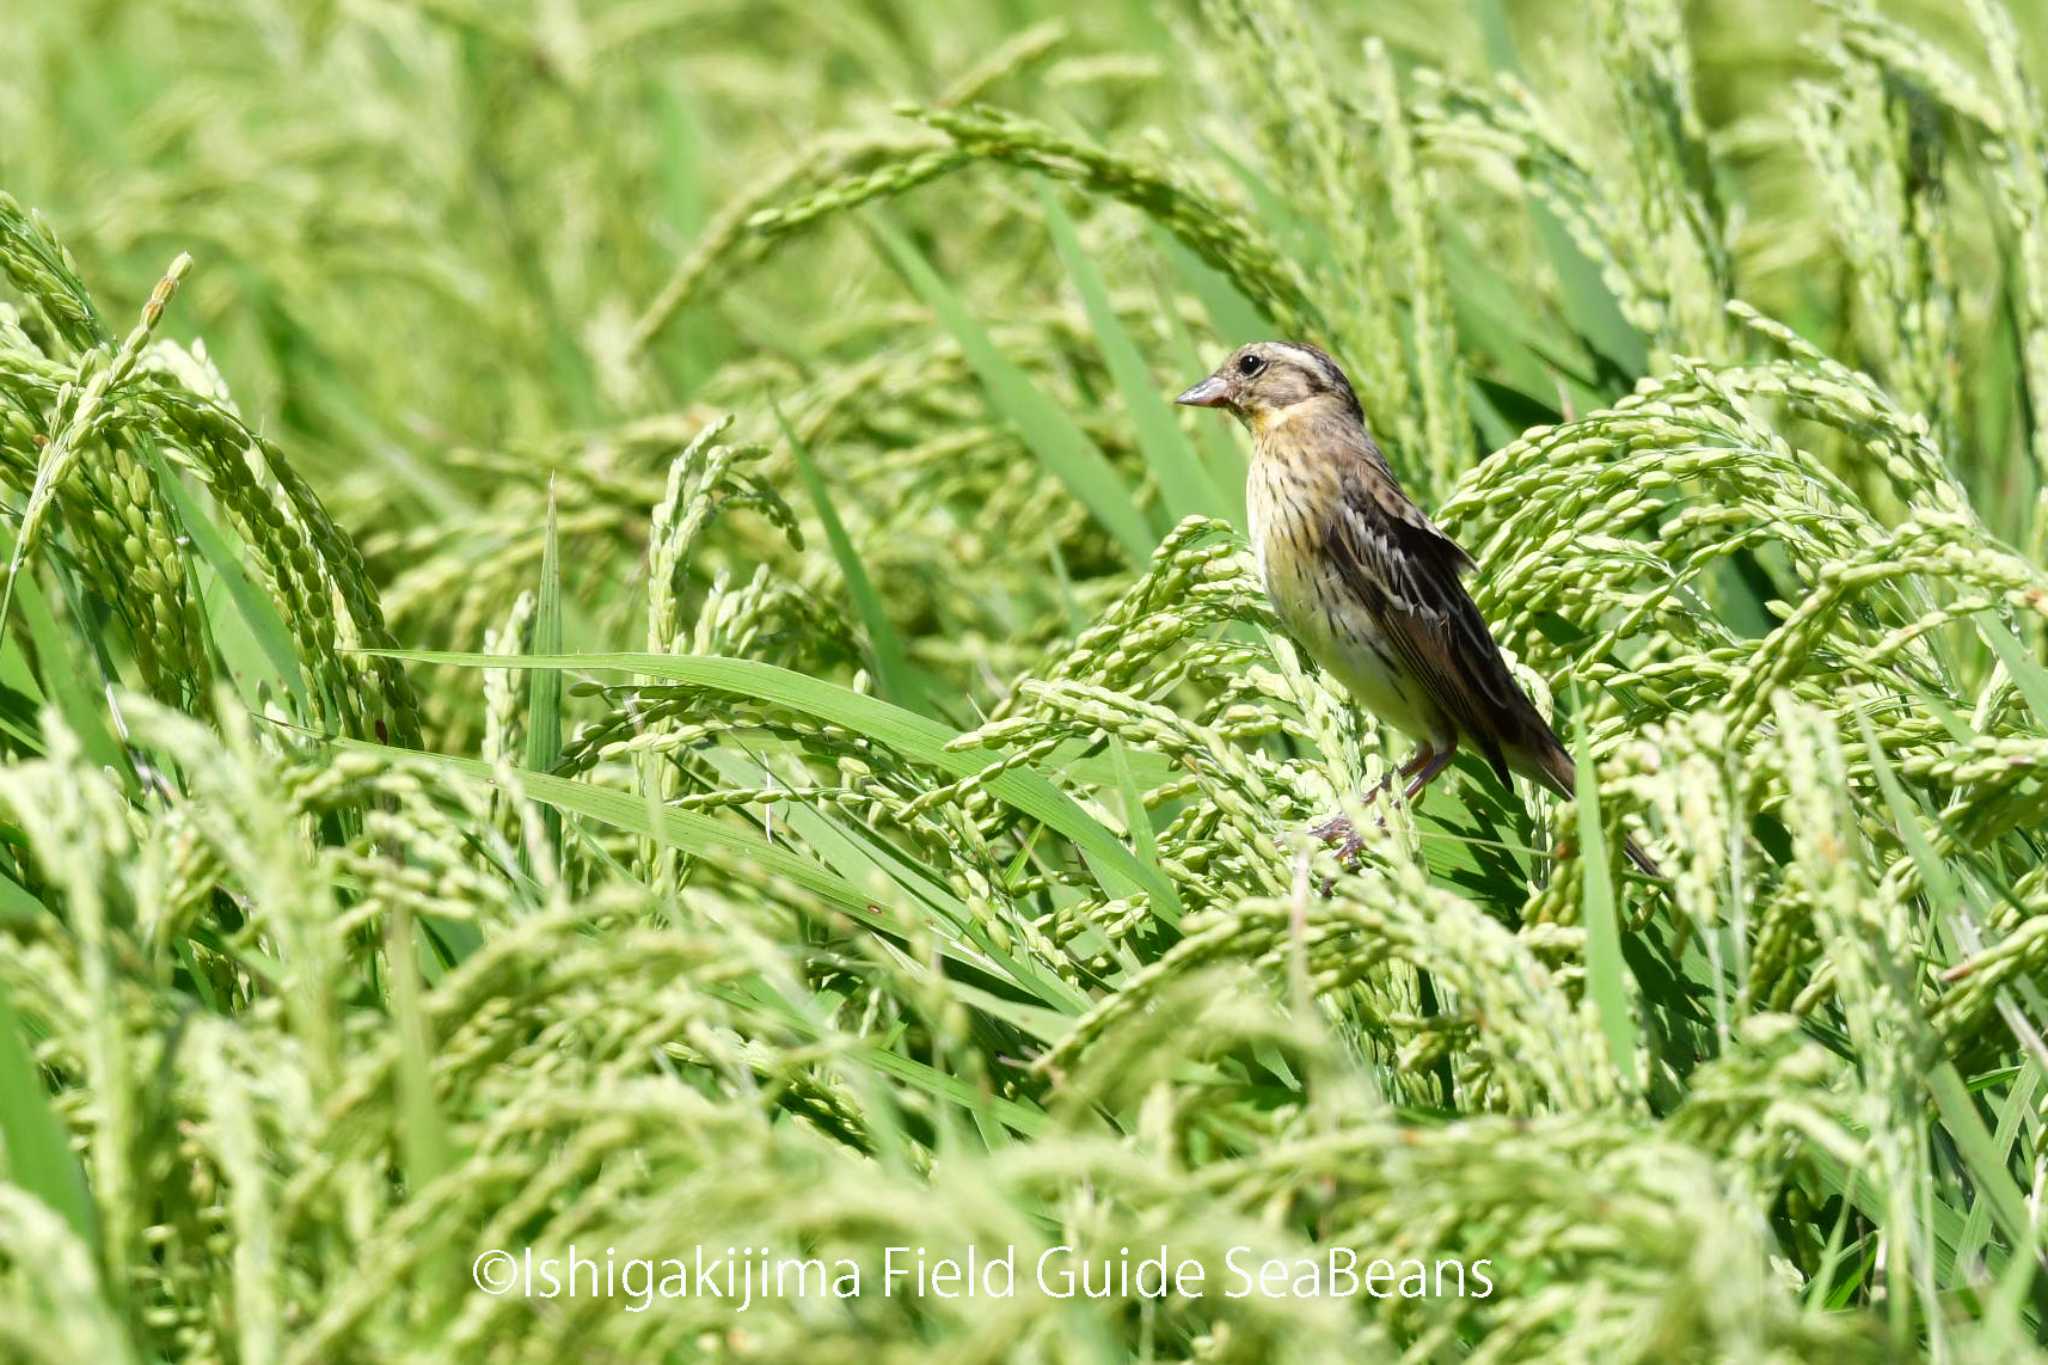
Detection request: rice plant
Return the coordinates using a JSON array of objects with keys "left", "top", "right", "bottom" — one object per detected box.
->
[{"left": 0, "top": 0, "right": 2045, "bottom": 1360}]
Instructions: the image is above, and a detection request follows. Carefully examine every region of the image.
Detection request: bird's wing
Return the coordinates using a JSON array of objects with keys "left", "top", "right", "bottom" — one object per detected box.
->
[{"left": 1320, "top": 456, "right": 1536, "bottom": 779}]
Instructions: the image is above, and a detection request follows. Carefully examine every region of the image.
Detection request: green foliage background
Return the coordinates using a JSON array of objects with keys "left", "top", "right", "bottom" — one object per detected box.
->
[{"left": 1, "top": 0, "right": 2047, "bottom": 1359}]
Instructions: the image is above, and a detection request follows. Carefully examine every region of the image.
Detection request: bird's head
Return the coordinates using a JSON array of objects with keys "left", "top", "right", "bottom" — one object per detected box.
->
[{"left": 1174, "top": 341, "right": 1363, "bottom": 434}]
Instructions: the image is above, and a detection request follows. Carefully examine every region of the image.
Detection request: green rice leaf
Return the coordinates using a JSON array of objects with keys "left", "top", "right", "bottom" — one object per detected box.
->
[
  {"left": 1041, "top": 186, "right": 1230, "bottom": 528},
  {"left": 1572, "top": 704, "right": 1638, "bottom": 1089},
  {"left": 146, "top": 445, "right": 309, "bottom": 714},
  {"left": 368, "top": 648, "right": 1175, "bottom": 912},
  {"left": 865, "top": 212, "right": 1155, "bottom": 563},
  {"left": 1979, "top": 615, "right": 2048, "bottom": 725},
  {"left": 0, "top": 979, "right": 98, "bottom": 1254},
  {"left": 775, "top": 401, "right": 931, "bottom": 715},
  {"left": 333, "top": 734, "right": 1053, "bottom": 996},
  {"left": 524, "top": 485, "right": 564, "bottom": 775}
]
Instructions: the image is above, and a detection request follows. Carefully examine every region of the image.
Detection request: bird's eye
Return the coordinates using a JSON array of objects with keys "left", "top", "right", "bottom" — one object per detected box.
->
[{"left": 1237, "top": 353, "right": 1266, "bottom": 377}]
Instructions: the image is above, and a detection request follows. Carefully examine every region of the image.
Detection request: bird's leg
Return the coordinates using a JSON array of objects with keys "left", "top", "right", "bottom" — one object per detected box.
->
[
  {"left": 1356, "top": 748, "right": 1437, "bottom": 810},
  {"left": 1310, "top": 746, "right": 1437, "bottom": 863},
  {"left": 1396, "top": 746, "right": 1440, "bottom": 784},
  {"left": 1400, "top": 743, "right": 1457, "bottom": 804}
]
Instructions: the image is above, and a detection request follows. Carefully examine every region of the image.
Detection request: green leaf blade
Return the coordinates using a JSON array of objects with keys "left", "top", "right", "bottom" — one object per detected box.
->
[
  {"left": 866, "top": 213, "right": 1155, "bottom": 563},
  {"left": 774, "top": 402, "right": 931, "bottom": 716},
  {"left": 1041, "top": 187, "right": 1230, "bottom": 528}
]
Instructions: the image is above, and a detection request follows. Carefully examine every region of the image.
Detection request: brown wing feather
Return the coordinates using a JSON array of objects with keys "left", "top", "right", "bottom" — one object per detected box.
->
[{"left": 1313, "top": 425, "right": 1549, "bottom": 783}]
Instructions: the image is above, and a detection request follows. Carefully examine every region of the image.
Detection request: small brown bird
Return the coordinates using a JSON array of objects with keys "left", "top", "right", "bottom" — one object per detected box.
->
[{"left": 1176, "top": 341, "right": 1657, "bottom": 876}]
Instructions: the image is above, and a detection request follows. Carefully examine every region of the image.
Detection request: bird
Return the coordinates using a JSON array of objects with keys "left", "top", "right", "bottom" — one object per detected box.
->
[{"left": 1175, "top": 340, "right": 1658, "bottom": 878}]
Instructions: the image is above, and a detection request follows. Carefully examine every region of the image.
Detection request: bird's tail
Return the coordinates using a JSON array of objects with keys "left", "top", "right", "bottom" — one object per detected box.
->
[{"left": 1519, "top": 735, "right": 1663, "bottom": 881}]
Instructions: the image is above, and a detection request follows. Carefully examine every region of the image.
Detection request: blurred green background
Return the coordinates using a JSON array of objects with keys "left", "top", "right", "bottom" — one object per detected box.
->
[
  {"left": 5, "top": 0, "right": 2039, "bottom": 561},
  {"left": 4, "top": 1, "right": 2048, "bottom": 1361}
]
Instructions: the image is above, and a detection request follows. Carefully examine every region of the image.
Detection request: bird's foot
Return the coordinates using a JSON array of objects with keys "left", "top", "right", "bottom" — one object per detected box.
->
[
  {"left": 1305, "top": 761, "right": 1408, "bottom": 871},
  {"left": 1308, "top": 813, "right": 1368, "bottom": 866},
  {"left": 1303, "top": 747, "right": 1453, "bottom": 882}
]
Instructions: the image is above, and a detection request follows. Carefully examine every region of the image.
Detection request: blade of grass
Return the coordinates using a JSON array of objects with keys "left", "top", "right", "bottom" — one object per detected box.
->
[
  {"left": 773, "top": 401, "right": 930, "bottom": 716},
  {"left": 1150, "top": 224, "right": 1270, "bottom": 342},
  {"left": 1980, "top": 615, "right": 2048, "bottom": 724},
  {"left": 1467, "top": 0, "right": 1517, "bottom": 74},
  {"left": 1859, "top": 716, "right": 2038, "bottom": 1260},
  {"left": 1926, "top": 1063, "right": 2038, "bottom": 1262},
  {"left": 387, "top": 906, "right": 457, "bottom": 1194},
  {"left": 0, "top": 865, "right": 47, "bottom": 926},
  {"left": 1439, "top": 219, "right": 1601, "bottom": 396},
  {"left": 146, "top": 446, "right": 309, "bottom": 715},
  {"left": 1572, "top": 700, "right": 1639, "bottom": 1089},
  {"left": 1465, "top": 0, "right": 1648, "bottom": 379},
  {"left": 366, "top": 649, "right": 1175, "bottom": 913},
  {"left": 524, "top": 485, "right": 563, "bottom": 866},
  {"left": 865, "top": 212, "right": 1155, "bottom": 563},
  {"left": 1804, "top": 1166, "right": 1866, "bottom": 1309},
  {"left": 0, "top": 978, "right": 98, "bottom": 1254},
  {"left": 1956, "top": 1060, "right": 2040, "bottom": 1275},
  {"left": 1810, "top": 1147, "right": 1986, "bottom": 1290},
  {"left": 1109, "top": 735, "right": 1182, "bottom": 924},
  {"left": 699, "top": 748, "right": 1089, "bottom": 1012},
  {"left": 1199, "top": 137, "right": 1338, "bottom": 289},
  {"left": 707, "top": 983, "right": 1049, "bottom": 1136},
  {"left": 0, "top": 523, "right": 129, "bottom": 788},
  {"left": 1041, "top": 186, "right": 1229, "bottom": 525},
  {"left": 1857, "top": 714, "right": 1961, "bottom": 905},
  {"left": 326, "top": 734, "right": 1068, "bottom": 1001}
]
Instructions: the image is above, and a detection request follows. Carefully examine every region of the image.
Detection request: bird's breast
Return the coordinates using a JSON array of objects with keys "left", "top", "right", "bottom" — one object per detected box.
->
[
  {"left": 1248, "top": 456, "right": 1351, "bottom": 649},
  {"left": 1246, "top": 449, "right": 1443, "bottom": 745}
]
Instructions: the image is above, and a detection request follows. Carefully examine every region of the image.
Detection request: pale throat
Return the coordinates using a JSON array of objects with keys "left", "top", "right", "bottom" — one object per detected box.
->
[
  {"left": 1247, "top": 394, "right": 1344, "bottom": 443},
  {"left": 1247, "top": 404, "right": 1299, "bottom": 441}
]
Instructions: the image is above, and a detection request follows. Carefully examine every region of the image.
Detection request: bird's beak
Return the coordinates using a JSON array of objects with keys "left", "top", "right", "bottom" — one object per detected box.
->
[{"left": 1174, "top": 374, "right": 1230, "bottom": 408}]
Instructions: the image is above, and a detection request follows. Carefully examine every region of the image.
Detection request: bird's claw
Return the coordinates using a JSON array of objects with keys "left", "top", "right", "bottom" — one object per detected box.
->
[{"left": 1308, "top": 814, "right": 1367, "bottom": 867}]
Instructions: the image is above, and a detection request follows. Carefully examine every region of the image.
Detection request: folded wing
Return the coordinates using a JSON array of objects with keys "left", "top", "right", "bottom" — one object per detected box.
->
[{"left": 1318, "top": 451, "right": 1542, "bottom": 786}]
